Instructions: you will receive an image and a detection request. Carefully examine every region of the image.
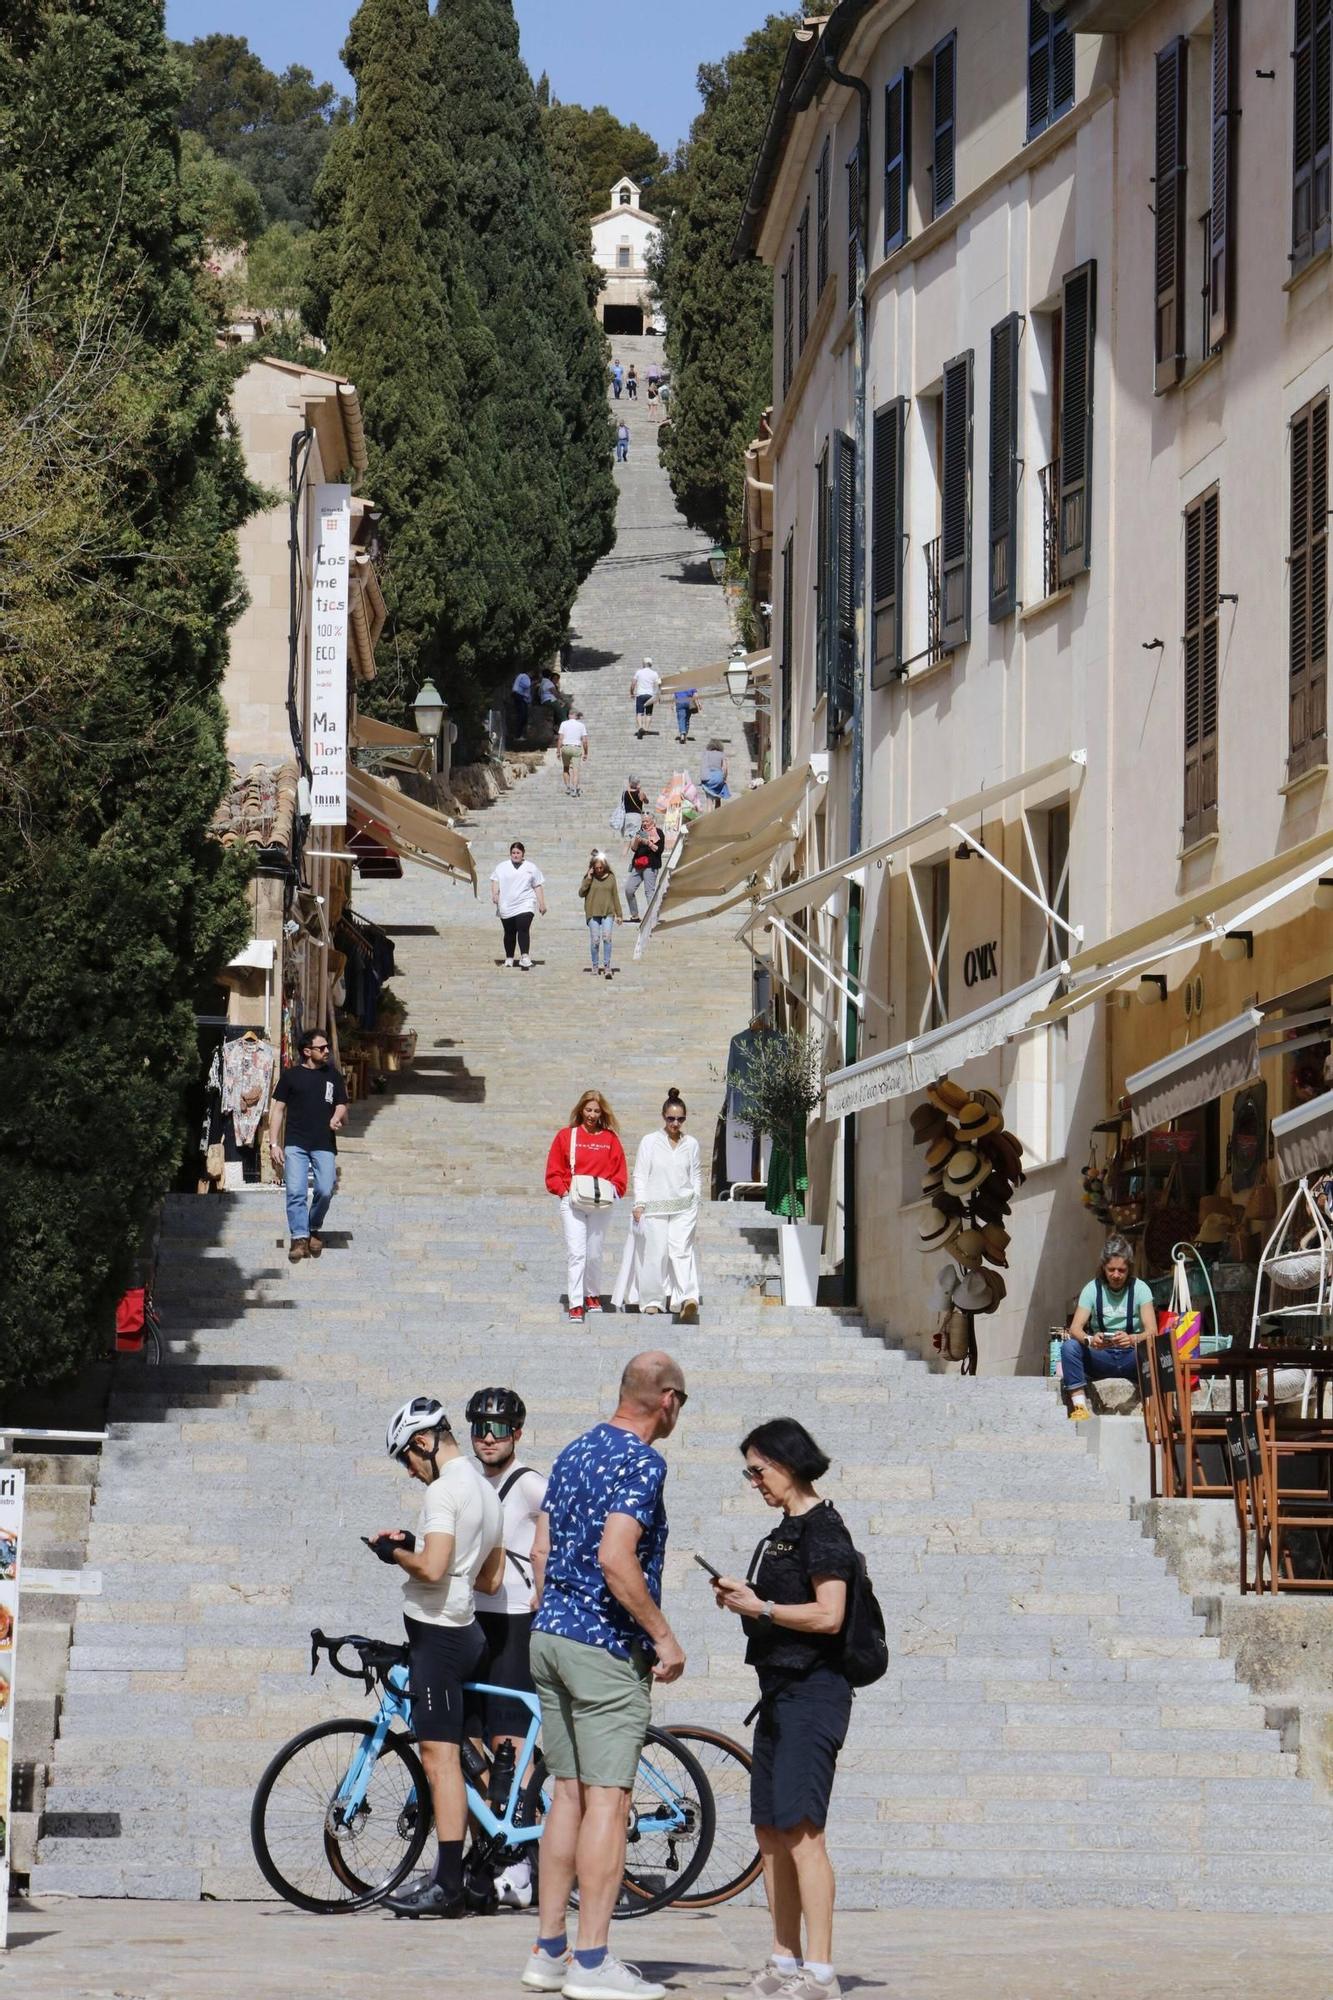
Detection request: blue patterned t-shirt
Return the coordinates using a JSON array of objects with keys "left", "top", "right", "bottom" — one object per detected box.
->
[{"left": 534, "top": 1422, "right": 669, "bottom": 1660}]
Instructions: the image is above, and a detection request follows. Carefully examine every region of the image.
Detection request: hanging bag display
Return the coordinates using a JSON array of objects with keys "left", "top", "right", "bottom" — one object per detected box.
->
[{"left": 568, "top": 1126, "right": 616, "bottom": 1212}]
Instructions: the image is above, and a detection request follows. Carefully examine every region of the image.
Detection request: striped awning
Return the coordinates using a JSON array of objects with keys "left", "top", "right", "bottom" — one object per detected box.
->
[
  {"left": 1273, "top": 1090, "right": 1333, "bottom": 1184},
  {"left": 1125, "top": 1009, "right": 1263, "bottom": 1137}
]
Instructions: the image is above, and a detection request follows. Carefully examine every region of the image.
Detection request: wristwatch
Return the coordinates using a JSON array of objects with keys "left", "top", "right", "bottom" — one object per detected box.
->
[{"left": 757, "top": 1601, "right": 775, "bottom": 1627}]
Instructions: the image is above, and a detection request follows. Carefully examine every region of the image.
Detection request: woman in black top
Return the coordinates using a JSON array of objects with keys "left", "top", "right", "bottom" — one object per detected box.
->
[{"left": 712, "top": 1419, "right": 855, "bottom": 2000}]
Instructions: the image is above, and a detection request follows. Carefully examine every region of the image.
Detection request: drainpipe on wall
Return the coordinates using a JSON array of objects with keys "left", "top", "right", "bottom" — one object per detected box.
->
[{"left": 822, "top": 45, "right": 871, "bottom": 1309}]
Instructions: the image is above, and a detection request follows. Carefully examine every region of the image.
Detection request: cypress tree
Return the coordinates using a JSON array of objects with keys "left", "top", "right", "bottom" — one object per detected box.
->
[
  {"left": 0, "top": 0, "right": 255, "bottom": 1391},
  {"left": 433, "top": 0, "right": 616, "bottom": 595},
  {"left": 654, "top": 14, "right": 799, "bottom": 544}
]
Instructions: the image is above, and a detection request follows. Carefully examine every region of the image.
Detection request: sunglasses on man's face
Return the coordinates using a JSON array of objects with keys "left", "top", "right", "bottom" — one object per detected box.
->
[{"left": 472, "top": 1420, "right": 514, "bottom": 1440}]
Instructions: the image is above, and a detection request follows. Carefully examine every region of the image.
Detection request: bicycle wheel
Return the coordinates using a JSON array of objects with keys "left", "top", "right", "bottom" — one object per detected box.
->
[
  {"left": 660, "top": 1727, "right": 761, "bottom": 1907},
  {"left": 250, "top": 1719, "right": 430, "bottom": 1914},
  {"left": 616, "top": 1725, "right": 715, "bottom": 1917}
]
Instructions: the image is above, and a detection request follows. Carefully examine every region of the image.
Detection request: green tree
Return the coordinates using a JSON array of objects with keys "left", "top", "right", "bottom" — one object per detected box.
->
[
  {"left": 653, "top": 14, "right": 799, "bottom": 543},
  {"left": 179, "top": 130, "right": 265, "bottom": 248},
  {"left": 244, "top": 221, "right": 315, "bottom": 313},
  {"left": 540, "top": 100, "right": 668, "bottom": 219},
  {"left": 173, "top": 32, "right": 349, "bottom": 227},
  {"left": 0, "top": 0, "right": 256, "bottom": 1393},
  {"left": 435, "top": 0, "right": 615, "bottom": 597}
]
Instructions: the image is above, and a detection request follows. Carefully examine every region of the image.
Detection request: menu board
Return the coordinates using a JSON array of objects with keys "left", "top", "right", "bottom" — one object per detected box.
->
[{"left": 0, "top": 1467, "right": 21, "bottom": 1948}]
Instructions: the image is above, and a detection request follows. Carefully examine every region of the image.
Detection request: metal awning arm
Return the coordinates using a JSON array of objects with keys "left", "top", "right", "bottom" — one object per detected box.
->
[
  {"left": 949, "top": 820, "right": 1083, "bottom": 942},
  {"left": 745, "top": 937, "right": 841, "bottom": 1035},
  {"left": 766, "top": 912, "right": 888, "bottom": 1019}
]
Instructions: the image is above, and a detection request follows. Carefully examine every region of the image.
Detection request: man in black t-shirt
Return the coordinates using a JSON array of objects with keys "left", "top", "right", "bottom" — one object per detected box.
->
[{"left": 268, "top": 1029, "right": 348, "bottom": 1263}]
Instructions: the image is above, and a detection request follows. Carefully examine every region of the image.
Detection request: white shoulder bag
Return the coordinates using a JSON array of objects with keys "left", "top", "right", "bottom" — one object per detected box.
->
[{"left": 568, "top": 1126, "right": 616, "bottom": 1211}]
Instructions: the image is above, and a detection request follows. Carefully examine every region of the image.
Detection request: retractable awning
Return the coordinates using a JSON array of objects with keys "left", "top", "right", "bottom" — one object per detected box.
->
[
  {"left": 822, "top": 969, "right": 1063, "bottom": 1121},
  {"left": 634, "top": 762, "right": 815, "bottom": 954},
  {"left": 1274, "top": 1091, "right": 1333, "bottom": 1183},
  {"left": 1125, "top": 1009, "right": 1262, "bottom": 1137},
  {"left": 345, "top": 768, "right": 476, "bottom": 890},
  {"left": 659, "top": 649, "right": 772, "bottom": 697},
  {"left": 758, "top": 749, "right": 1087, "bottom": 925}
]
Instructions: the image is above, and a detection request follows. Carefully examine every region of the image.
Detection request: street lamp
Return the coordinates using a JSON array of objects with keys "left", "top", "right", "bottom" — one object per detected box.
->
[
  {"left": 708, "top": 544, "right": 727, "bottom": 584},
  {"left": 725, "top": 654, "right": 752, "bottom": 703},
  {"left": 412, "top": 677, "right": 446, "bottom": 774}
]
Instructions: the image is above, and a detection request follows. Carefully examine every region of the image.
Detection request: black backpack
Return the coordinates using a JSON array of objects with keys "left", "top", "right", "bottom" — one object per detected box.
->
[{"left": 839, "top": 1549, "right": 889, "bottom": 1689}]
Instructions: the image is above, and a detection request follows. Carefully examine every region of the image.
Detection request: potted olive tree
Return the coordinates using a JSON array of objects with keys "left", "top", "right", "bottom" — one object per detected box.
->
[{"left": 727, "top": 1029, "right": 824, "bottom": 1308}]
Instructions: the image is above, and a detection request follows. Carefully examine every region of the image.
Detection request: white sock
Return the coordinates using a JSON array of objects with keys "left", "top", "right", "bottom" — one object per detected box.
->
[
  {"left": 772, "top": 1955, "right": 800, "bottom": 1974},
  {"left": 805, "top": 1965, "right": 834, "bottom": 1985},
  {"left": 1070, "top": 1390, "right": 1088, "bottom": 1408}
]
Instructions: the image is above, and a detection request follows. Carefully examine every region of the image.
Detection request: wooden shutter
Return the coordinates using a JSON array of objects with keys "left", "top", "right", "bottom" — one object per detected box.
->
[
  {"left": 932, "top": 33, "right": 957, "bottom": 218},
  {"left": 1052, "top": 5, "right": 1075, "bottom": 121},
  {"left": 781, "top": 254, "right": 794, "bottom": 396},
  {"left": 797, "top": 205, "right": 810, "bottom": 350},
  {"left": 830, "top": 431, "right": 857, "bottom": 731},
  {"left": 815, "top": 444, "right": 830, "bottom": 700},
  {"left": 884, "top": 68, "right": 912, "bottom": 253},
  {"left": 816, "top": 138, "right": 830, "bottom": 296},
  {"left": 1183, "top": 487, "right": 1220, "bottom": 847},
  {"left": 988, "top": 314, "right": 1021, "bottom": 621},
  {"left": 1209, "top": 0, "right": 1236, "bottom": 349},
  {"left": 1292, "top": 0, "right": 1332, "bottom": 269},
  {"left": 1058, "top": 260, "right": 1096, "bottom": 580},
  {"left": 940, "top": 351, "right": 973, "bottom": 650},
  {"left": 846, "top": 146, "right": 861, "bottom": 310},
  {"left": 1154, "top": 39, "right": 1188, "bottom": 393},
  {"left": 872, "top": 398, "right": 906, "bottom": 686},
  {"left": 1027, "top": 2, "right": 1073, "bottom": 141},
  {"left": 780, "top": 533, "right": 794, "bottom": 771},
  {"left": 1290, "top": 395, "right": 1330, "bottom": 779}
]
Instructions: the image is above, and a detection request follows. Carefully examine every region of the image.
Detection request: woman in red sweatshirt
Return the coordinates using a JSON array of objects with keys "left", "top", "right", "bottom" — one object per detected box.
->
[{"left": 545, "top": 1088, "right": 629, "bottom": 1322}]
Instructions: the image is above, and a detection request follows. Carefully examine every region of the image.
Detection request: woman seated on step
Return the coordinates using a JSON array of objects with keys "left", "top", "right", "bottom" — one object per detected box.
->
[{"left": 1061, "top": 1233, "right": 1157, "bottom": 1421}]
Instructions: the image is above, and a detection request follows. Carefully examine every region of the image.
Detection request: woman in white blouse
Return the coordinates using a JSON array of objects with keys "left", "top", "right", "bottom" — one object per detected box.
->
[{"left": 614, "top": 1089, "right": 703, "bottom": 1323}]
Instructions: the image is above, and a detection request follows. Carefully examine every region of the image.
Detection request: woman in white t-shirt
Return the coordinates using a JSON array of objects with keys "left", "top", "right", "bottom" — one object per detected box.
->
[
  {"left": 490, "top": 840, "right": 547, "bottom": 971},
  {"left": 370, "top": 1399, "right": 504, "bottom": 1918}
]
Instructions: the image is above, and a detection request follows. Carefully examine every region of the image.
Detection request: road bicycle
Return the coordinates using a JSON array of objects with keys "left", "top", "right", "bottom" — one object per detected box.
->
[{"left": 251, "top": 1630, "right": 756, "bottom": 1918}]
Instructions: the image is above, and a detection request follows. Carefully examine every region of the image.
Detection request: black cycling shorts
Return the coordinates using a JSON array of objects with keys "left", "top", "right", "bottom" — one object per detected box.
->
[
  {"left": 749, "top": 1667, "right": 853, "bottom": 1831},
  {"left": 404, "top": 1616, "right": 486, "bottom": 1745},
  {"left": 477, "top": 1609, "right": 536, "bottom": 1740}
]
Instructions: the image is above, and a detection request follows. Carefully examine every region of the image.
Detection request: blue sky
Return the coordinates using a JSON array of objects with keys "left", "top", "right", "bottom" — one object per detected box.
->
[{"left": 164, "top": 0, "right": 778, "bottom": 156}]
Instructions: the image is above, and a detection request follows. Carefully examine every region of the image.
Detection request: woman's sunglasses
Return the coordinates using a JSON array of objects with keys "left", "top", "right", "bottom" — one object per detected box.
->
[{"left": 471, "top": 1419, "right": 515, "bottom": 1440}]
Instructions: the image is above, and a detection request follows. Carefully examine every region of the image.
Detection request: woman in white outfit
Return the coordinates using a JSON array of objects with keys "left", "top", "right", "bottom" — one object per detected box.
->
[
  {"left": 544, "top": 1089, "right": 628, "bottom": 1324},
  {"left": 617, "top": 1089, "right": 702, "bottom": 1324}
]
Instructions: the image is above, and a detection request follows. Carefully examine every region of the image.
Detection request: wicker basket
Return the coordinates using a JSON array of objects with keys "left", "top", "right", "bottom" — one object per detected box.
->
[{"left": 1267, "top": 1248, "right": 1328, "bottom": 1291}]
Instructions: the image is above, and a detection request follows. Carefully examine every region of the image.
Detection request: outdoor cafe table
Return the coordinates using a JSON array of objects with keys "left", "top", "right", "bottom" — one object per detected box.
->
[{"left": 1193, "top": 1347, "right": 1333, "bottom": 1418}]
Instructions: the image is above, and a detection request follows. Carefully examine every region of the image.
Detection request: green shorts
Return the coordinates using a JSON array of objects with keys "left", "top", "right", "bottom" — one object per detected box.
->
[
  {"left": 560, "top": 746, "right": 580, "bottom": 768},
  {"left": 530, "top": 1629, "right": 651, "bottom": 1789}
]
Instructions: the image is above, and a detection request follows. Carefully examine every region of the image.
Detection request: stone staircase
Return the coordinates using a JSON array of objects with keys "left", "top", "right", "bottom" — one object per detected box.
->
[{"left": 30, "top": 333, "right": 1333, "bottom": 1911}]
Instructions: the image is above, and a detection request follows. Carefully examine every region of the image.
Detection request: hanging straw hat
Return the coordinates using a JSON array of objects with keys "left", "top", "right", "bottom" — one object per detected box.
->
[
  {"left": 922, "top": 1163, "right": 947, "bottom": 1195},
  {"left": 944, "top": 1148, "right": 991, "bottom": 1197},
  {"left": 910, "top": 1104, "right": 950, "bottom": 1145},
  {"left": 927, "top": 1079, "right": 970, "bottom": 1115},
  {"left": 953, "top": 1269, "right": 994, "bottom": 1313},
  {"left": 977, "top": 1268, "right": 1008, "bottom": 1313},
  {"left": 982, "top": 1130, "right": 1025, "bottom": 1181},
  {"left": 981, "top": 1223, "right": 1011, "bottom": 1266},
  {"left": 925, "top": 1132, "right": 957, "bottom": 1170},
  {"left": 953, "top": 1226, "right": 985, "bottom": 1260},
  {"left": 919, "top": 1206, "right": 962, "bottom": 1251},
  {"left": 956, "top": 1098, "right": 1004, "bottom": 1141},
  {"left": 974, "top": 1087, "right": 1005, "bottom": 1122}
]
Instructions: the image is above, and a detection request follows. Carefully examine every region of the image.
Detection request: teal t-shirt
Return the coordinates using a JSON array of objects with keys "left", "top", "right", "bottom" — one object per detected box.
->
[{"left": 1078, "top": 1277, "right": 1152, "bottom": 1333}]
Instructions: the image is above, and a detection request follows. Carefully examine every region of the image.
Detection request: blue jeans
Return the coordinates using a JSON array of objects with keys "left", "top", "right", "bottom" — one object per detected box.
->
[
  {"left": 616, "top": 438, "right": 629, "bottom": 461},
  {"left": 675, "top": 697, "right": 692, "bottom": 738},
  {"left": 588, "top": 916, "right": 614, "bottom": 968},
  {"left": 284, "top": 1145, "right": 336, "bottom": 1242},
  {"left": 1060, "top": 1336, "right": 1139, "bottom": 1393}
]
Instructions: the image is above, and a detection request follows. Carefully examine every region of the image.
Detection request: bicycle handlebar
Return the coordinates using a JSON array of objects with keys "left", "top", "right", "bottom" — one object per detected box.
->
[{"left": 309, "top": 1627, "right": 408, "bottom": 1690}]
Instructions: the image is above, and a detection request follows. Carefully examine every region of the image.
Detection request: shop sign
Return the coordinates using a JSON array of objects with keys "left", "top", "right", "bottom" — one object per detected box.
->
[
  {"left": 962, "top": 939, "right": 1000, "bottom": 990},
  {"left": 309, "top": 483, "right": 351, "bottom": 827},
  {"left": 0, "top": 1466, "right": 23, "bottom": 1947}
]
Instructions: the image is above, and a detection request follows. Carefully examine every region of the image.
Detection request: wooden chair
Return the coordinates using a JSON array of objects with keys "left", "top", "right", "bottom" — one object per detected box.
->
[
  {"left": 1224, "top": 1412, "right": 1270, "bottom": 1593},
  {"left": 1135, "top": 1337, "right": 1170, "bottom": 1499},
  {"left": 1148, "top": 1330, "right": 1232, "bottom": 1499},
  {"left": 1255, "top": 1407, "right": 1333, "bottom": 1593}
]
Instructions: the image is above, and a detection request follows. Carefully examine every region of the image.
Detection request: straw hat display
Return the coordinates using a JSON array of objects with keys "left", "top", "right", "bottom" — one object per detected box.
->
[{"left": 912, "top": 1085, "right": 1027, "bottom": 1362}]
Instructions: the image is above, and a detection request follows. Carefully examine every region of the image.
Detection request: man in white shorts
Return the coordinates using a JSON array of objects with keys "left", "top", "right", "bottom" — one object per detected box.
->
[
  {"left": 630, "top": 659, "right": 661, "bottom": 739},
  {"left": 558, "top": 711, "right": 590, "bottom": 796}
]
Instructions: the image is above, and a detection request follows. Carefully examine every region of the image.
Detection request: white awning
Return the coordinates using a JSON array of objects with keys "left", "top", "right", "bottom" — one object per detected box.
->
[
  {"left": 758, "top": 749, "right": 1087, "bottom": 924},
  {"left": 635, "top": 762, "right": 815, "bottom": 956},
  {"left": 228, "top": 938, "right": 277, "bottom": 971},
  {"left": 822, "top": 970, "right": 1063, "bottom": 1121},
  {"left": 1274, "top": 1091, "right": 1333, "bottom": 1184},
  {"left": 345, "top": 768, "right": 477, "bottom": 890},
  {"left": 659, "top": 649, "right": 772, "bottom": 697},
  {"left": 1125, "top": 1009, "right": 1263, "bottom": 1137}
]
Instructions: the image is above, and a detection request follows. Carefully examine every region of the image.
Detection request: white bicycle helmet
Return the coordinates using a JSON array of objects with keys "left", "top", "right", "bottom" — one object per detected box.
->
[{"left": 385, "top": 1396, "right": 449, "bottom": 1460}]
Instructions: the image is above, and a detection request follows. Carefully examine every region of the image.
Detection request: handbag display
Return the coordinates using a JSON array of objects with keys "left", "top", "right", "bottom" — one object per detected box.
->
[{"left": 568, "top": 1126, "right": 616, "bottom": 1212}]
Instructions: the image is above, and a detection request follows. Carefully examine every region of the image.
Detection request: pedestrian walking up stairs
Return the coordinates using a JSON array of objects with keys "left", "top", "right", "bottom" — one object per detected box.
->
[{"left": 31, "top": 1191, "right": 1333, "bottom": 1912}]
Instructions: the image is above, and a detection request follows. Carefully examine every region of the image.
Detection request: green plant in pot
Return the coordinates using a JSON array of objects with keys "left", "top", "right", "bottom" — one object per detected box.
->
[{"left": 726, "top": 1030, "right": 823, "bottom": 1307}]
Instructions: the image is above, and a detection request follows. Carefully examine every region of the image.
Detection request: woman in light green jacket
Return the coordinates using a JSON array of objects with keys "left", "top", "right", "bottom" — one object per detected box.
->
[{"left": 579, "top": 852, "right": 624, "bottom": 978}]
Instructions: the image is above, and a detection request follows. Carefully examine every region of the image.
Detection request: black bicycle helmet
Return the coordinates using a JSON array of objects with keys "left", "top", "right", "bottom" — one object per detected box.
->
[{"left": 465, "top": 1386, "right": 526, "bottom": 1427}]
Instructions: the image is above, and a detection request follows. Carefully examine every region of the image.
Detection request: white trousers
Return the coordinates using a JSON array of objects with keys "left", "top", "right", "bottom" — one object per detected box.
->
[
  {"left": 561, "top": 1197, "right": 612, "bottom": 1307},
  {"left": 638, "top": 1210, "right": 700, "bottom": 1310}
]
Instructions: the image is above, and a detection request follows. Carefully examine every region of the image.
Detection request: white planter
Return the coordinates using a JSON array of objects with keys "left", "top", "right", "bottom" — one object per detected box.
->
[{"left": 778, "top": 1221, "right": 822, "bottom": 1309}]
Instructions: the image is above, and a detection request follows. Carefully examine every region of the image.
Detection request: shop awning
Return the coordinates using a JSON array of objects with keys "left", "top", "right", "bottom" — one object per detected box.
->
[
  {"left": 822, "top": 970, "right": 1064, "bottom": 1121},
  {"left": 345, "top": 768, "right": 476, "bottom": 890},
  {"left": 353, "top": 714, "right": 429, "bottom": 750},
  {"left": 1030, "top": 834, "right": 1333, "bottom": 1026},
  {"left": 1274, "top": 1090, "right": 1333, "bottom": 1184},
  {"left": 659, "top": 649, "right": 772, "bottom": 697},
  {"left": 634, "top": 762, "right": 815, "bottom": 955},
  {"left": 757, "top": 749, "right": 1087, "bottom": 925},
  {"left": 1125, "top": 1009, "right": 1263, "bottom": 1137}
]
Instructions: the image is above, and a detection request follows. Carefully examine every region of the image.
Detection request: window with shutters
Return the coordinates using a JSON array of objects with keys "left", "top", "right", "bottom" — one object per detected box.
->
[
  {"left": 797, "top": 204, "right": 810, "bottom": 352},
  {"left": 815, "top": 444, "right": 830, "bottom": 703},
  {"left": 781, "top": 253, "right": 794, "bottom": 397},
  {"left": 1292, "top": 0, "right": 1333, "bottom": 271},
  {"left": 930, "top": 32, "right": 957, "bottom": 220},
  {"left": 988, "top": 314, "right": 1021, "bottom": 621},
  {"left": 1154, "top": 38, "right": 1189, "bottom": 393},
  {"left": 846, "top": 146, "right": 861, "bottom": 309},
  {"left": 1289, "top": 394, "right": 1330, "bottom": 780},
  {"left": 816, "top": 139, "right": 831, "bottom": 297},
  {"left": 780, "top": 532, "right": 794, "bottom": 772},
  {"left": 872, "top": 398, "right": 906, "bottom": 685},
  {"left": 1182, "top": 486, "right": 1220, "bottom": 848},
  {"left": 1027, "top": 1, "right": 1075, "bottom": 142},
  {"left": 829, "top": 433, "right": 857, "bottom": 740},
  {"left": 938, "top": 351, "right": 972, "bottom": 649},
  {"left": 1058, "top": 261, "right": 1096, "bottom": 580},
  {"left": 884, "top": 69, "right": 912, "bottom": 253},
  {"left": 908, "top": 857, "right": 951, "bottom": 1033},
  {"left": 1209, "top": 0, "right": 1237, "bottom": 349},
  {"left": 1030, "top": 301, "right": 1063, "bottom": 603}
]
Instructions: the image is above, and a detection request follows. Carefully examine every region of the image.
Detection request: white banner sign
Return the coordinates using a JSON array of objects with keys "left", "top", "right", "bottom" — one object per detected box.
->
[
  {"left": 0, "top": 1467, "right": 24, "bottom": 1948},
  {"left": 309, "top": 483, "right": 351, "bottom": 827}
]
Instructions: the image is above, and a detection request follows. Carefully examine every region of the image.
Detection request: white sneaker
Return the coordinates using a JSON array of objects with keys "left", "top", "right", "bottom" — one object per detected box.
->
[
  {"left": 520, "top": 954, "right": 532, "bottom": 970},
  {"left": 561, "top": 1958, "right": 667, "bottom": 2000},
  {"left": 522, "top": 1943, "right": 573, "bottom": 1992},
  {"left": 504, "top": 957, "right": 516, "bottom": 968},
  {"left": 496, "top": 1858, "right": 533, "bottom": 1910}
]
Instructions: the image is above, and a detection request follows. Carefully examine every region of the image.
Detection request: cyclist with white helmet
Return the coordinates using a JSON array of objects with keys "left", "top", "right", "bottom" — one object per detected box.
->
[
  {"left": 369, "top": 1396, "right": 503, "bottom": 1919},
  {"left": 468, "top": 1385, "right": 548, "bottom": 1912}
]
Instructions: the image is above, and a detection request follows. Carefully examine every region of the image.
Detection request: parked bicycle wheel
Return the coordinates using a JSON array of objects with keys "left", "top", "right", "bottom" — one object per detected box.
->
[
  {"left": 251, "top": 1719, "right": 430, "bottom": 1913},
  {"left": 659, "top": 1727, "right": 761, "bottom": 1907},
  {"left": 614, "top": 1724, "right": 715, "bottom": 1916}
]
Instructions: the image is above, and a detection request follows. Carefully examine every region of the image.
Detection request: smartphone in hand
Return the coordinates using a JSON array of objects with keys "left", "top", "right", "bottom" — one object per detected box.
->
[{"left": 693, "top": 1553, "right": 722, "bottom": 1581}]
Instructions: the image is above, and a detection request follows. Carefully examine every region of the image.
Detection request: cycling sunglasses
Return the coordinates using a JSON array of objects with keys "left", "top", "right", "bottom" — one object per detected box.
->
[{"left": 471, "top": 1419, "right": 515, "bottom": 1440}]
